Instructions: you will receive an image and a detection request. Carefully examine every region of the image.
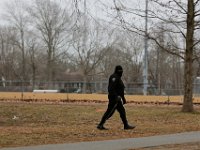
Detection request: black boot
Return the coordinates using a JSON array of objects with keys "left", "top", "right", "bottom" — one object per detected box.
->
[
  {"left": 97, "top": 124, "right": 108, "bottom": 130},
  {"left": 124, "top": 124, "right": 136, "bottom": 130}
]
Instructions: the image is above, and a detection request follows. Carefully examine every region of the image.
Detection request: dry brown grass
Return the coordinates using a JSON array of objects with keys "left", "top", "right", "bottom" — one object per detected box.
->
[
  {"left": 1, "top": 92, "right": 200, "bottom": 103},
  {"left": 0, "top": 102, "right": 200, "bottom": 148}
]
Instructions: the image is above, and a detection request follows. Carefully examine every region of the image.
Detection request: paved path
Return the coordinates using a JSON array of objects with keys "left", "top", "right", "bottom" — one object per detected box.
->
[{"left": 2, "top": 131, "right": 200, "bottom": 150}]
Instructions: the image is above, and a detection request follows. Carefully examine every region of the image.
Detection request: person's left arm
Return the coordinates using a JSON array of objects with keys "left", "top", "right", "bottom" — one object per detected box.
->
[
  {"left": 119, "top": 79, "right": 126, "bottom": 105},
  {"left": 121, "top": 93, "right": 126, "bottom": 105}
]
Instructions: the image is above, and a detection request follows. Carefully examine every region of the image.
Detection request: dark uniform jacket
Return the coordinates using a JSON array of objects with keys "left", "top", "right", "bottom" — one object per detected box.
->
[{"left": 108, "top": 73, "right": 126, "bottom": 104}]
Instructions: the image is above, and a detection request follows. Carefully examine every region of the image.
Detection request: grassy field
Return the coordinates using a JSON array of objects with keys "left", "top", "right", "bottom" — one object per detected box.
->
[
  {"left": 1, "top": 92, "right": 200, "bottom": 104},
  {"left": 0, "top": 102, "right": 200, "bottom": 148}
]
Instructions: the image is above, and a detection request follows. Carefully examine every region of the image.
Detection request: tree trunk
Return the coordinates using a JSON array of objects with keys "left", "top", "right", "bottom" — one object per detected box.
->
[
  {"left": 20, "top": 29, "right": 25, "bottom": 79},
  {"left": 182, "top": 0, "right": 194, "bottom": 112},
  {"left": 182, "top": 53, "right": 193, "bottom": 112}
]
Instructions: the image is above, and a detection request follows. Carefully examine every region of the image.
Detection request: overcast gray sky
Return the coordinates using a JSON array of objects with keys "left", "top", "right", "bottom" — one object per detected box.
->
[
  {"left": 0, "top": 0, "right": 144, "bottom": 20},
  {"left": 0, "top": 0, "right": 148, "bottom": 28},
  {"left": 0, "top": 0, "right": 7, "bottom": 12}
]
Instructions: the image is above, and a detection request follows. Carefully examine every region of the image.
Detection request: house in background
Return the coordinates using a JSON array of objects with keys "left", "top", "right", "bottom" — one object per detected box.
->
[{"left": 53, "top": 70, "right": 84, "bottom": 93}]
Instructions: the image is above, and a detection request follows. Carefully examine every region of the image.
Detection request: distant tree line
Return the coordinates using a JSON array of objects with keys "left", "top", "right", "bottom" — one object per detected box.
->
[{"left": 1, "top": 0, "right": 200, "bottom": 112}]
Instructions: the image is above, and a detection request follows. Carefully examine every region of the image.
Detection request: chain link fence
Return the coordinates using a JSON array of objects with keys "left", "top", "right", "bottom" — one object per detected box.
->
[{"left": 0, "top": 80, "right": 193, "bottom": 96}]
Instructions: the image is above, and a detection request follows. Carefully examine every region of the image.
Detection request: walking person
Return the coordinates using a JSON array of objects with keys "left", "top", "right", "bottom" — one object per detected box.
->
[{"left": 97, "top": 65, "right": 135, "bottom": 130}]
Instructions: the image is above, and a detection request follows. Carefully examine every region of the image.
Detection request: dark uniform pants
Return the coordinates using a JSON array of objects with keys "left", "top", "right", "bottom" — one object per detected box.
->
[{"left": 99, "top": 95, "right": 128, "bottom": 126}]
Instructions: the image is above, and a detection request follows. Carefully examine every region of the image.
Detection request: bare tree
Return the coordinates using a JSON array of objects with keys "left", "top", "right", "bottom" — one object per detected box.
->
[
  {"left": 28, "top": 0, "right": 71, "bottom": 82},
  {"left": 26, "top": 32, "right": 41, "bottom": 90},
  {"left": 71, "top": 18, "right": 108, "bottom": 92},
  {"left": 4, "top": 0, "right": 30, "bottom": 82},
  {"left": 0, "top": 25, "right": 28, "bottom": 88},
  {"left": 103, "top": 30, "right": 143, "bottom": 81},
  {"left": 107, "top": 0, "right": 200, "bottom": 112},
  {"left": 0, "top": 27, "right": 7, "bottom": 78},
  {"left": 146, "top": 25, "right": 184, "bottom": 95},
  {"left": 0, "top": 26, "right": 14, "bottom": 81},
  {"left": 148, "top": 0, "right": 199, "bottom": 112}
]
